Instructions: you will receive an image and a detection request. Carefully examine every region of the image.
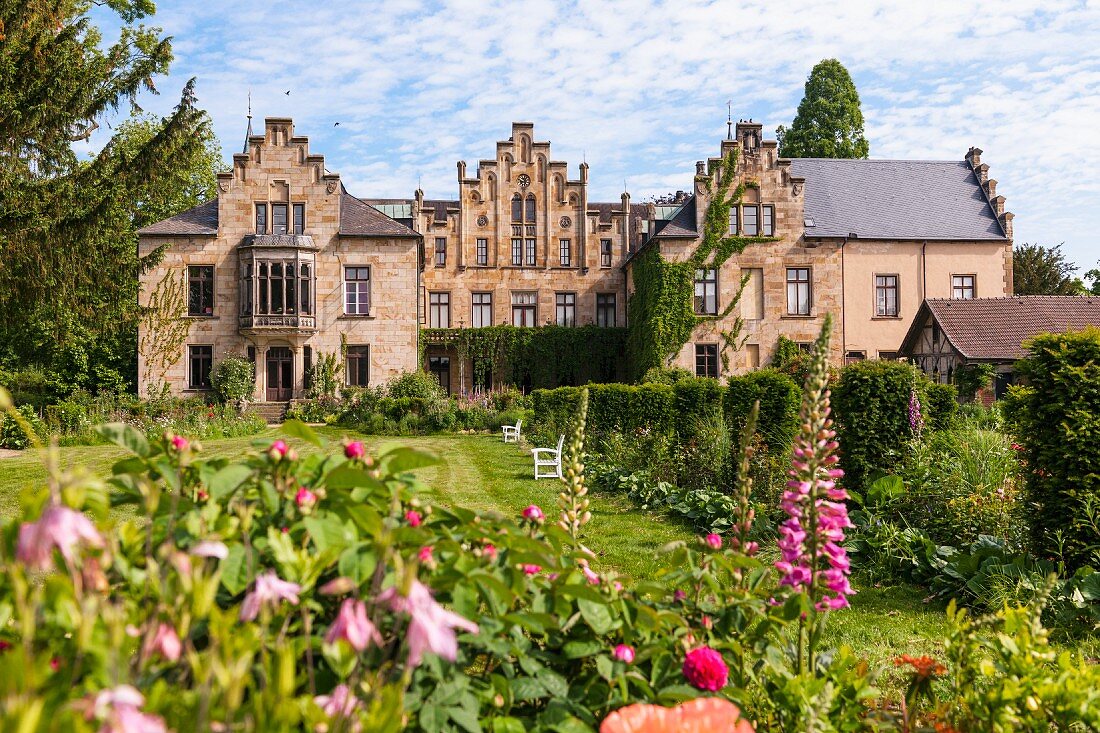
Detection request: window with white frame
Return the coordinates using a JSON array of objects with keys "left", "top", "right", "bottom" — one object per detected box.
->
[
  {"left": 762, "top": 205, "right": 774, "bottom": 236},
  {"left": 786, "top": 267, "right": 811, "bottom": 315},
  {"left": 694, "top": 269, "right": 717, "bottom": 315},
  {"left": 743, "top": 205, "right": 759, "bottom": 235},
  {"left": 511, "top": 291, "right": 536, "bottom": 326},
  {"left": 952, "top": 274, "right": 975, "bottom": 299}
]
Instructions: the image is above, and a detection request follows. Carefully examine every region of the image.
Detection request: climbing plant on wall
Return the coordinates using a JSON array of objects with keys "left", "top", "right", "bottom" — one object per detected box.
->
[
  {"left": 627, "top": 149, "right": 778, "bottom": 380},
  {"left": 421, "top": 325, "right": 628, "bottom": 389}
]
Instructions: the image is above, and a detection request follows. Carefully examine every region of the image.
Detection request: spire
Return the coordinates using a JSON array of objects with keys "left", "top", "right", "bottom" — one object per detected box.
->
[
  {"left": 726, "top": 100, "right": 733, "bottom": 140},
  {"left": 243, "top": 90, "right": 253, "bottom": 154}
]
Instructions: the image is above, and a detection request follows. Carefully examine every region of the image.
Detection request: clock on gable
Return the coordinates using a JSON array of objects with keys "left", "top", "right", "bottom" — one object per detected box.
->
[{"left": 517, "top": 173, "right": 531, "bottom": 188}]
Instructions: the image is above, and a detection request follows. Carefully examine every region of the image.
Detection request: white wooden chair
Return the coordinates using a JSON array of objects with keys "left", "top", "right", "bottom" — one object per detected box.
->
[
  {"left": 502, "top": 419, "right": 522, "bottom": 444},
  {"left": 532, "top": 435, "right": 565, "bottom": 480}
]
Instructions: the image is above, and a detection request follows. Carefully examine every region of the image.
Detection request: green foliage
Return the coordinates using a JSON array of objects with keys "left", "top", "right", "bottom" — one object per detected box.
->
[
  {"left": 724, "top": 369, "right": 801, "bottom": 454},
  {"left": 0, "top": 0, "right": 222, "bottom": 398},
  {"left": 210, "top": 355, "right": 255, "bottom": 404},
  {"left": 386, "top": 370, "right": 446, "bottom": 400},
  {"left": 924, "top": 382, "right": 960, "bottom": 430},
  {"left": 423, "top": 325, "right": 627, "bottom": 389},
  {"left": 640, "top": 366, "right": 695, "bottom": 385},
  {"left": 530, "top": 383, "right": 676, "bottom": 447},
  {"left": 1005, "top": 328, "right": 1100, "bottom": 570},
  {"left": 832, "top": 360, "right": 927, "bottom": 489},
  {"left": 626, "top": 150, "right": 778, "bottom": 379},
  {"left": 0, "top": 404, "right": 45, "bottom": 449},
  {"left": 769, "top": 336, "right": 811, "bottom": 385},
  {"left": 954, "top": 363, "right": 995, "bottom": 403},
  {"left": 306, "top": 351, "right": 343, "bottom": 399},
  {"left": 1012, "top": 243, "right": 1084, "bottom": 295},
  {"left": 671, "top": 377, "right": 724, "bottom": 443},
  {"left": 776, "top": 59, "right": 870, "bottom": 158}
]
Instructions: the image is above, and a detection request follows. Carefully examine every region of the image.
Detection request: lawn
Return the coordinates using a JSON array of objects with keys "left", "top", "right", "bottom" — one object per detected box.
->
[{"left": 0, "top": 426, "right": 960, "bottom": 681}]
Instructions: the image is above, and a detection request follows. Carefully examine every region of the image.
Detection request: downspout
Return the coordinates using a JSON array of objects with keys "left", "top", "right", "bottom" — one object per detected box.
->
[
  {"left": 921, "top": 240, "right": 927, "bottom": 302},
  {"left": 840, "top": 238, "right": 847, "bottom": 358}
]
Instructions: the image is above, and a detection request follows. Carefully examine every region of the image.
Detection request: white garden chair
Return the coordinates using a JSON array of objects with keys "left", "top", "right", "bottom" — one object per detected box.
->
[
  {"left": 502, "top": 419, "right": 522, "bottom": 443},
  {"left": 532, "top": 435, "right": 565, "bottom": 480}
]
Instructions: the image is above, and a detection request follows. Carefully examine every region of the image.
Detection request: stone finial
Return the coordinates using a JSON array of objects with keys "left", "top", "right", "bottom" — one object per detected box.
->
[
  {"left": 1000, "top": 211, "right": 1014, "bottom": 239},
  {"left": 696, "top": 160, "right": 706, "bottom": 175},
  {"left": 975, "top": 163, "right": 990, "bottom": 184},
  {"left": 965, "top": 146, "right": 983, "bottom": 166},
  {"left": 991, "top": 195, "right": 1005, "bottom": 216},
  {"left": 984, "top": 179, "right": 997, "bottom": 198},
  {"left": 457, "top": 160, "right": 466, "bottom": 180}
]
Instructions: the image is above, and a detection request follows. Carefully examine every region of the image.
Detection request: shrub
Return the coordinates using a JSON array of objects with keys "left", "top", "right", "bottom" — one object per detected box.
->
[
  {"left": 387, "top": 370, "right": 446, "bottom": 400},
  {"left": 1006, "top": 328, "right": 1100, "bottom": 570},
  {"left": 723, "top": 368, "right": 800, "bottom": 454},
  {"left": 672, "top": 377, "right": 724, "bottom": 443},
  {"left": 530, "top": 383, "right": 675, "bottom": 446},
  {"left": 924, "top": 382, "right": 959, "bottom": 432},
  {"left": 210, "top": 355, "right": 256, "bottom": 403},
  {"left": 43, "top": 398, "right": 89, "bottom": 433},
  {"left": 0, "top": 404, "right": 45, "bottom": 449},
  {"left": 640, "top": 366, "right": 695, "bottom": 385},
  {"left": 307, "top": 351, "right": 343, "bottom": 399},
  {"left": 832, "top": 360, "right": 926, "bottom": 489},
  {"left": 954, "top": 362, "right": 995, "bottom": 403}
]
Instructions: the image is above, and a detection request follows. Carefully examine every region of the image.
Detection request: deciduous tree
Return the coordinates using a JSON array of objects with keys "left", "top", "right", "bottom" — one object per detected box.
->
[{"left": 1012, "top": 243, "right": 1083, "bottom": 295}]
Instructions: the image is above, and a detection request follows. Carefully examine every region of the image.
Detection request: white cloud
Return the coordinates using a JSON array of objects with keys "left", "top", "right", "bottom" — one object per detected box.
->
[{"left": 87, "top": 0, "right": 1100, "bottom": 267}]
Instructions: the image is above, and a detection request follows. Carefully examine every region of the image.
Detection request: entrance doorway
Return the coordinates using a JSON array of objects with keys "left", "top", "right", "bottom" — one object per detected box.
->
[{"left": 266, "top": 347, "right": 293, "bottom": 401}]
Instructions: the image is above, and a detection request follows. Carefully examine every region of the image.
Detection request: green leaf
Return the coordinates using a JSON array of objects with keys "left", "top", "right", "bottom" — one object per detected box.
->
[
  {"left": 304, "top": 515, "right": 355, "bottom": 552},
  {"left": 446, "top": 705, "right": 481, "bottom": 733},
  {"left": 281, "top": 419, "right": 326, "bottom": 448},
  {"left": 96, "top": 422, "right": 150, "bottom": 457},
  {"left": 382, "top": 446, "right": 439, "bottom": 474},
  {"left": 510, "top": 677, "right": 547, "bottom": 701},
  {"left": 491, "top": 718, "right": 526, "bottom": 733},
  {"left": 563, "top": 640, "right": 604, "bottom": 659},
  {"left": 536, "top": 669, "right": 569, "bottom": 698},
  {"left": 323, "top": 465, "right": 382, "bottom": 490},
  {"left": 337, "top": 545, "right": 377, "bottom": 585},
  {"left": 208, "top": 464, "right": 253, "bottom": 500},
  {"left": 596, "top": 655, "right": 614, "bottom": 682},
  {"left": 577, "top": 597, "right": 615, "bottom": 634},
  {"left": 220, "top": 544, "right": 251, "bottom": 595}
]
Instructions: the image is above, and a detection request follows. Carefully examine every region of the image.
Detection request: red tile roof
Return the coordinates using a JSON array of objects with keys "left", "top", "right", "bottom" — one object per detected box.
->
[{"left": 917, "top": 296, "right": 1100, "bottom": 360}]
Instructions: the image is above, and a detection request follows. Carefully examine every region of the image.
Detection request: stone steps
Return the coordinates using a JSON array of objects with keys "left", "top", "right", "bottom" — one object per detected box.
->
[{"left": 246, "top": 402, "right": 290, "bottom": 425}]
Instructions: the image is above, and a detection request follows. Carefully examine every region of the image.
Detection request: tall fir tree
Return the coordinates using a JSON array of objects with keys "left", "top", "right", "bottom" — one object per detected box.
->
[
  {"left": 777, "top": 59, "right": 870, "bottom": 159},
  {"left": 0, "top": 0, "right": 217, "bottom": 398}
]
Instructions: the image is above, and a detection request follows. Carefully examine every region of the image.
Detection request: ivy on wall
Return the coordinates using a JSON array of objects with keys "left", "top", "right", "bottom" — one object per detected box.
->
[
  {"left": 626, "top": 150, "right": 778, "bottom": 380},
  {"left": 422, "top": 325, "right": 627, "bottom": 390}
]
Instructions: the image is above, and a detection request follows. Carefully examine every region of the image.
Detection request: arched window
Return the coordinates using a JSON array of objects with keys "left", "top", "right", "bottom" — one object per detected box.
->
[
  {"left": 511, "top": 194, "right": 522, "bottom": 223},
  {"left": 524, "top": 195, "right": 536, "bottom": 223}
]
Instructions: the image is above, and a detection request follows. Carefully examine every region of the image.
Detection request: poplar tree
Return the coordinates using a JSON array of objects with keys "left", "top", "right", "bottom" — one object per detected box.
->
[
  {"left": 0, "top": 0, "right": 215, "bottom": 394},
  {"left": 777, "top": 59, "right": 870, "bottom": 159}
]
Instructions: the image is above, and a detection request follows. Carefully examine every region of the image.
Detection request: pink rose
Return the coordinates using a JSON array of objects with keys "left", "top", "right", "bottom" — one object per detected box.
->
[
  {"left": 521, "top": 564, "right": 541, "bottom": 576},
  {"left": 613, "top": 644, "right": 635, "bottom": 664},
  {"left": 418, "top": 546, "right": 434, "bottom": 563},
  {"left": 522, "top": 505, "right": 544, "bottom": 521},
  {"left": 269, "top": 440, "right": 289, "bottom": 460},
  {"left": 295, "top": 486, "right": 317, "bottom": 509},
  {"left": 482, "top": 543, "right": 497, "bottom": 561},
  {"left": 345, "top": 441, "right": 366, "bottom": 459},
  {"left": 705, "top": 533, "right": 722, "bottom": 550},
  {"left": 170, "top": 435, "right": 189, "bottom": 452},
  {"left": 405, "top": 510, "right": 422, "bottom": 527},
  {"left": 682, "top": 647, "right": 729, "bottom": 691}
]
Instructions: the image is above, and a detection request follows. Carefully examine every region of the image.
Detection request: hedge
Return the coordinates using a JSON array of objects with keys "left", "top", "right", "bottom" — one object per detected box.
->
[
  {"left": 1004, "top": 328, "right": 1100, "bottom": 570},
  {"left": 924, "top": 382, "right": 959, "bottom": 432},
  {"left": 832, "top": 360, "right": 927, "bottom": 490},
  {"left": 530, "top": 383, "right": 675, "bottom": 445},
  {"left": 672, "top": 377, "right": 725, "bottom": 444},
  {"left": 723, "top": 369, "right": 800, "bottom": 454}
]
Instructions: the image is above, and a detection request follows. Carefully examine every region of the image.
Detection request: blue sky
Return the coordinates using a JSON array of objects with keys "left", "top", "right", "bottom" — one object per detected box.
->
[{"left": 87, "top": 0, "right": 1100, "bottom": 270}]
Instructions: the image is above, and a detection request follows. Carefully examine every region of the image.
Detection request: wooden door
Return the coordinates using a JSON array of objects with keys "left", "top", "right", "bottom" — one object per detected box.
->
[{"left": 266, "top": 347, "right": 293, "bottom": 401}]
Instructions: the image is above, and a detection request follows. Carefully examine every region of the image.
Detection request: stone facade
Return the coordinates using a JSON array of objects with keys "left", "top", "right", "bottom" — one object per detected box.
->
[
  {"left": 137, "top": 118, "right": 420, "bottom": 401},
  {"left": 137, "top": 117, "right": 1014, "bottom": 400}
]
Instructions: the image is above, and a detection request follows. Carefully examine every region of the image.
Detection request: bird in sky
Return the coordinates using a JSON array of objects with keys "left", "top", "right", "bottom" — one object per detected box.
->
[
  {"left": 334, "top": 122, "right": 340, "bottom": 127},
  {"left": 284, "top": 90, "right": 291, "bottom": 95}
]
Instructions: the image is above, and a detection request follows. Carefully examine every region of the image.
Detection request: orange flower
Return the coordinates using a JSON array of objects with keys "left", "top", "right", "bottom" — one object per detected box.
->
[
  {"left": 600, "top": 698, "right": 755, "bottom": 733},
  {"left": 894, "top": 654, "right": 946, "bottom": 679}
]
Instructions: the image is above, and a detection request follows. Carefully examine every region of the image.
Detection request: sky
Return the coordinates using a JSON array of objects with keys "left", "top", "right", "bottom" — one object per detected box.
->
[{"left": 86, "top": 0, "right": 1100, "bottom": 269}]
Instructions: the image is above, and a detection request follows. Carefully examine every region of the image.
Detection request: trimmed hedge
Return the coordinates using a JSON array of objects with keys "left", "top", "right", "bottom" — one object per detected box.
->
[
  {"left": 832, "top": 360, "right": 926, "bottom": 490},
  {"left": 723, "top": 369, "right": 800, "bottom": 453},
  {"left": 1005, "top": 328, "right": 1100, "bottom": 570},
  {"left": 530, "top": 383, "right": 675, "bottom": 445},
  {"left": 924, "top": 382, "right": 959, "bottom": 432},
  {"left": 672, "top": 377, "right": 724, "bottom": 443}
]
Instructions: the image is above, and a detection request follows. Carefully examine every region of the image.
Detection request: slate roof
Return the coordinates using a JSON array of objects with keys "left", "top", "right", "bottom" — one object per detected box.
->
[
  {"left": 651, "top": 196, "right": 698, "bottom": 237},
  {"left": 789, "top": 159, "right": 1007, "bottom": 241},
  {"left": 903, "top": 296, "right": 1100, "bottom": 360},
  {"left": 136, "top": 199, "right": 218, "bottom": 236},
  {"left": 338, "top": 190, "right": 419, "bottom": 237}
]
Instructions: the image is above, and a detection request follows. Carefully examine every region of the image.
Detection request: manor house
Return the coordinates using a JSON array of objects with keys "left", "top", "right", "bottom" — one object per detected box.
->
[{"left": 137, "top": 117, "right": 1012, "bottom": 401}]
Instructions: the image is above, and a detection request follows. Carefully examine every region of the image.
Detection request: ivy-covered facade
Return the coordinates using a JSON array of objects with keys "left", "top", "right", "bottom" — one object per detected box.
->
[{"left": 138, "top": 118, "right": 1013, "bottom": 399}]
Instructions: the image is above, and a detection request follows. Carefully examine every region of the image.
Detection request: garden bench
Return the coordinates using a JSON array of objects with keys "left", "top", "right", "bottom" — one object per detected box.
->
[
  {"left": 532, "top": 435, "right": 565, "bottom": 480},
  {"left": 502, "top": 419, "right": 522, "bottom": 443}
]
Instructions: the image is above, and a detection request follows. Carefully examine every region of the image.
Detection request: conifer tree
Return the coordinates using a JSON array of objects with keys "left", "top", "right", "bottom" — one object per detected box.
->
[
  {"left": 777, "top": 59, "right": 870, "bottom": 159},
  {"left": 0, "top": 0, "right": 216, "bottom": 394}
]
